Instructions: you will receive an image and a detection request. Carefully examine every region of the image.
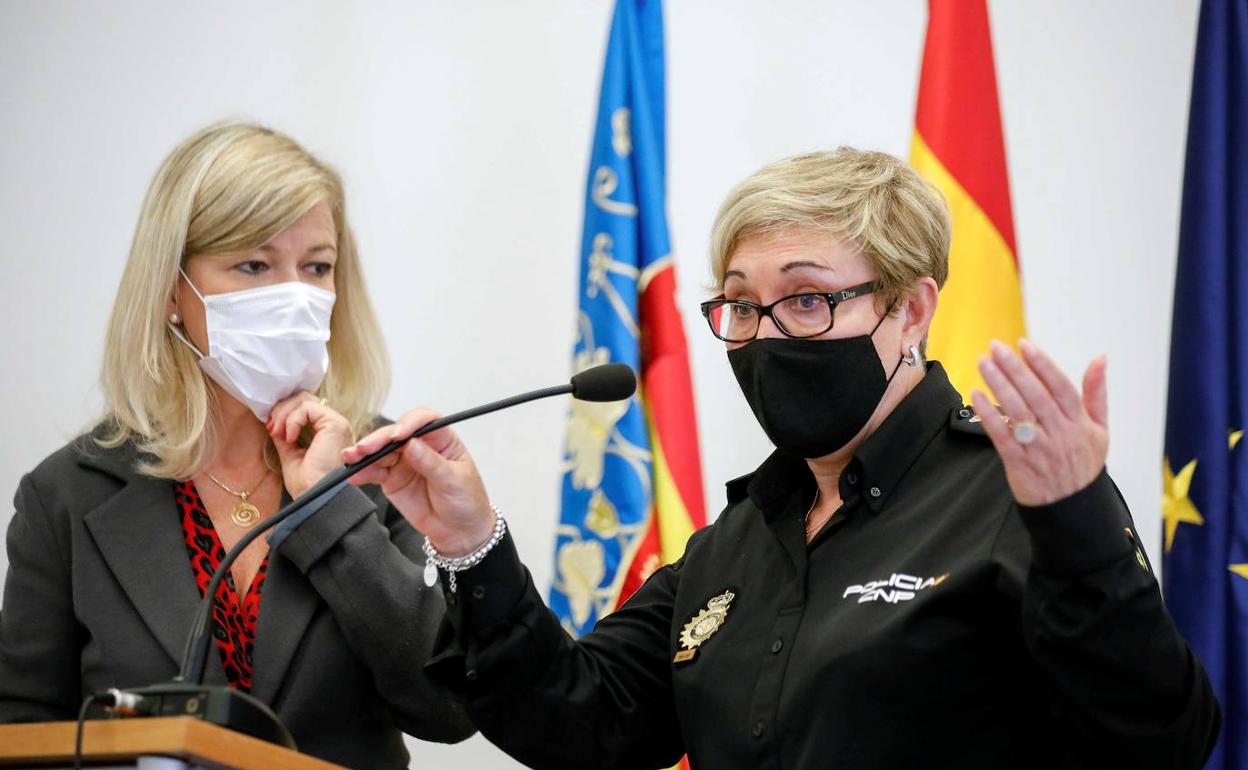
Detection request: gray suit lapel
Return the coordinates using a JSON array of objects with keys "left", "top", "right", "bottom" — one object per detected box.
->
[
  {"left": 250, "top": 550, "right": 321, "bottom": 705},
  {"left": 80, "top": 453, "right": 228, "bottom": 686}
]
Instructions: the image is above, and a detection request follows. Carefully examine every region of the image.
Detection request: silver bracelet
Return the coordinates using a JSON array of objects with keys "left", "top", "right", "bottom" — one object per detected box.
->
[{"left": 422, "top": 506, "right": 506, "bottom": 593}]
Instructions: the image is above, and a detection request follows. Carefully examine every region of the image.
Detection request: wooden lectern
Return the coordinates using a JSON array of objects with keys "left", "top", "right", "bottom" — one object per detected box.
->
[{"left": 0, "top": 717, "right": 348, "bottom": 770}]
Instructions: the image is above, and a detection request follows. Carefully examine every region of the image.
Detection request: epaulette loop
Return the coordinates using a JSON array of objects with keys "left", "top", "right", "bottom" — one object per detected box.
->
[{"left": 949, "top": 405, "right": 989, "bottom": 437}]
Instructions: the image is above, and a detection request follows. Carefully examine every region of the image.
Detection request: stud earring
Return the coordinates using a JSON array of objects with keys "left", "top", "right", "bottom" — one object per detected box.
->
[{"left": 169, "top": 312, "right": 180, "bottom": 324}]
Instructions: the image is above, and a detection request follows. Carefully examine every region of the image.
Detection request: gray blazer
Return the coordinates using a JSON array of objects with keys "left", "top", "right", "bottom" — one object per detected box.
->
[{"left": 0, "top": 432, "right": 474, "bottom": 769}]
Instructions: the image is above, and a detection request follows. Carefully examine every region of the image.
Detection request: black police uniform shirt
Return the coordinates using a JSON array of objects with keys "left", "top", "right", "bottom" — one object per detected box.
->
[{"left": 426, "top": 362, "right": 1220, "bottom": 769}]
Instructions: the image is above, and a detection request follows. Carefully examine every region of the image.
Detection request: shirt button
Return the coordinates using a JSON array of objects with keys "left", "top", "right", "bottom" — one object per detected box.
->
[
  {"left": 869, "top": 486, "right": 881, "bottom": 498},
  {"left": 770, "top": 638, "right": 783, "bottom": 654},
  {"left": 472, "top": 584, "right": 487, "bottom": 600},
  {"left": 465, "top": 669, "right": 479, "bottom": 682},
  {"left": 752, "top": 719, "right": 766, "bottom": 738}
]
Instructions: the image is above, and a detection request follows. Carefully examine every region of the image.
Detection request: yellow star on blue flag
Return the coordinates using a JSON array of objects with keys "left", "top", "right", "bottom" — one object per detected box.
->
[{"left": 1162, "top": 457, "right": 1204, "bottom": 553}]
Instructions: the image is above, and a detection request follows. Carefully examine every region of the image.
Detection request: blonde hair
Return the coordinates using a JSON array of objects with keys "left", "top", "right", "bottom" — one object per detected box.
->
[
  {"left": 97, "top": 121, "right": 390, "bottom": 479},
  {"left": 710, "top": 148, "right": 951, "bottom": 312}
]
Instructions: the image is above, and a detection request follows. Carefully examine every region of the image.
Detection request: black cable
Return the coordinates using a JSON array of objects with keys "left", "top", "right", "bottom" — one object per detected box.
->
[{"left": 73, "top": 692, "right": 104, "bottom": 770}]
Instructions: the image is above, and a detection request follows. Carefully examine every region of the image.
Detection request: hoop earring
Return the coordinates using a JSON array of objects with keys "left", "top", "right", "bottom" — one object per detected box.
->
[{"left": 902, "top": 345, "right": 921, "bottom": 367}]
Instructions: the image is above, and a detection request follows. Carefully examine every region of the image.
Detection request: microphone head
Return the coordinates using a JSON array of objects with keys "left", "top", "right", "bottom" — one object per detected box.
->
[{"left": 570, "top": 363, "right": 637, "bottom": 402}]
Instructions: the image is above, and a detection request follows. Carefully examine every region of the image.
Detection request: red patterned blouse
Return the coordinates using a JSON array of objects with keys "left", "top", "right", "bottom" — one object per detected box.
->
[{"left": 176, "top": 480, "right": 268, "bottom": 692}]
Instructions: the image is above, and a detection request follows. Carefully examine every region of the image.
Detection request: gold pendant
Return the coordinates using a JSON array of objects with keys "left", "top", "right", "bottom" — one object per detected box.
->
[
  {"left": 674, "top": 589, "right": 735, "bottom": 664},
  {"left": 231, "top": 500, "right": 261, "bottom": 527}
]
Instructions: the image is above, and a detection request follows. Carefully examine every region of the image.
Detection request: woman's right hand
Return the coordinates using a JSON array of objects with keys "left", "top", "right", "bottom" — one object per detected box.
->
[{"left": 342, "top": 409, "right": 495, "bottom": 557}]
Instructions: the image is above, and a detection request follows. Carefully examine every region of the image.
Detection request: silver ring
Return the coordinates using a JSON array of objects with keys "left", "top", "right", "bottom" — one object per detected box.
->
[{"left": 1012, "top": 420, "right": 1038, "bottom": 445}]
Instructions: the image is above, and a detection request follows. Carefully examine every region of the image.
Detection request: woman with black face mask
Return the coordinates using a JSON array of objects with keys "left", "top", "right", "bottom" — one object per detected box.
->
[{"left": 348, "top": 148, "right": 1220, "bottom": 769}]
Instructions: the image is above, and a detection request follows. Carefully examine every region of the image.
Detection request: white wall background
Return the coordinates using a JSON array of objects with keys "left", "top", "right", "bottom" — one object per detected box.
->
[{"left": 0, "top": 1, "right": 1200, "bottom": 767}]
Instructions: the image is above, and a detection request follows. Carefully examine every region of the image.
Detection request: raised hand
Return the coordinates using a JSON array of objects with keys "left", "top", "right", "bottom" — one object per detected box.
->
[{"left": 971, "top": 339, "right": 1109, "bottom": 507}]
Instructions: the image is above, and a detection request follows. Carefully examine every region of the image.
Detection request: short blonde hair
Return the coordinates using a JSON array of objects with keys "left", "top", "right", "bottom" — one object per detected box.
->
[
  {"left": 98, "top": 121, "right": 390, "bottom": 479},
  {"left": 710, "top": 148, "right": 951, "bottom": 311}
]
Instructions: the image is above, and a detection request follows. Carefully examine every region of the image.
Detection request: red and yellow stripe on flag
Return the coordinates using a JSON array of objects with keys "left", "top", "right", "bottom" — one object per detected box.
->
[
  {"left": 636, "top": 261, "right": 703, "bottom": 770},
  {"left": 614, "top": 261, "right": 707, "bottom": 609},
  {"left": 911, "top": 0, "right": 1026, "bottom": 399}
]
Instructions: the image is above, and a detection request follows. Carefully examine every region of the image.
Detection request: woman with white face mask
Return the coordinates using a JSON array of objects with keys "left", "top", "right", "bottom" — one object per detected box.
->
[{"left": 0, "top": 121, "right": 474, "bottom": 768}]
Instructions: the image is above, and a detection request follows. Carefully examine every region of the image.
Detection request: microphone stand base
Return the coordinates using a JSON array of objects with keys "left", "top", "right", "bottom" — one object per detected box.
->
[{"left": 117, "top": 682, "right": 296, "bottom": 749}]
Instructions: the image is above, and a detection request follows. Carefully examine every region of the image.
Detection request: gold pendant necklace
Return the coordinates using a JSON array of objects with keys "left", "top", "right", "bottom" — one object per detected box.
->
[
  {"left": 804, "top": 490, "right": 823, "bottom": 539},
  {"left": 204, "top": 471, "right": 268, "bottom": 527}
]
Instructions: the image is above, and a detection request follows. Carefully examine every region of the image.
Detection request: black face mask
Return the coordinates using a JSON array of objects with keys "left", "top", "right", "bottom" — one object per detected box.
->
[{"left": 727, "top": 318, "right": 902, "bottom": 459}]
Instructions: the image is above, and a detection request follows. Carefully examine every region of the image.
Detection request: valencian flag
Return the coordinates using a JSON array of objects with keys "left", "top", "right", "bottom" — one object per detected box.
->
[
  {"left": 1162, "top": 0, "right": 1248, "bottom": 766},
  {"left": 551, "top": 0, "right": 706, "bottom": 654},
  {"left": 910, "top": 0, "right": 1026, "bottom": 399}
]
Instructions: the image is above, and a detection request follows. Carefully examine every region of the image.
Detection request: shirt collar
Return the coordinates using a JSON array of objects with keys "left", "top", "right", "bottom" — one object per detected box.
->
[{"left": 726, "top": 361, "right": 963, "bottom": 519}]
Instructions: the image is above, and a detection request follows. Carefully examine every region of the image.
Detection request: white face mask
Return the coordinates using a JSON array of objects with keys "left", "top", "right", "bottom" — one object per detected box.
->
[{"left": 170, "top": 270, "right": 336, "bottom": 421}]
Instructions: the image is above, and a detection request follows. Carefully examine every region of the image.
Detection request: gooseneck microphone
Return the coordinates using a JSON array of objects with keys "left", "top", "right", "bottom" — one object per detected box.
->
[
  {"left": 182, "top": 362, "right": 636, "bottom": 686},
  {"left": 85, "top": 364, "right": 637, "bottom": 751},
  {"left": 568, "top": 362, "right": 637, "bottom": 402}
]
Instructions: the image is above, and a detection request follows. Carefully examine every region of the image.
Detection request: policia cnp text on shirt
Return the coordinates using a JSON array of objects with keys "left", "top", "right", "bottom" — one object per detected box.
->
[{"left": 343, "top": 149, "right": 1220, "bottom": 769}]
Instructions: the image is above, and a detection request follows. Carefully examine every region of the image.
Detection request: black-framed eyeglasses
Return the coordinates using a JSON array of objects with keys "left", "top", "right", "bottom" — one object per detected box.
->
[{"left": 699, "top": 281, "right": 879, "bottom": 343}]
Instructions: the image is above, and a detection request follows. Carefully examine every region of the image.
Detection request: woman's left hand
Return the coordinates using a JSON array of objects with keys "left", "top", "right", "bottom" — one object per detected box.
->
[
  {"left": 268, "top": 392, "right": 355, "bottom": 498},
  {"left": 971, "top": 339, "right": 1109, "bottom": 507}
]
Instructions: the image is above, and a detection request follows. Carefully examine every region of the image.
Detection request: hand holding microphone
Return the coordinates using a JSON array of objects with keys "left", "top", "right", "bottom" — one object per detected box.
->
[
  {"left": 75, "top": 362, "right": 637, "bottom": 759},
  {"left": 343, "top": 409, "right": 494, "bottom": 557},
  {"left": 167, "top": 362, "right": 635, "bottom": 700},
  {"left": 342, "top": 363, "right": 637, "bottom": 557}
]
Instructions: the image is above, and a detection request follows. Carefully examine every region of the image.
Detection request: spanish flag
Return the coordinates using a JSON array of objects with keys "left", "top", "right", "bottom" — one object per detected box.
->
[
  {"left": 910, "top": 0, "right": 1026, "bottom": 399},
  {"left": 550, "top": 0, "right": 706, "bottom": 653}
]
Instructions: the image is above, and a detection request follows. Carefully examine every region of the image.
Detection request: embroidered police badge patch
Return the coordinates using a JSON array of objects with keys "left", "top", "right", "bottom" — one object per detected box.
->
[{"left": 674, "top": 590, "right": 735, "bottom": 663}]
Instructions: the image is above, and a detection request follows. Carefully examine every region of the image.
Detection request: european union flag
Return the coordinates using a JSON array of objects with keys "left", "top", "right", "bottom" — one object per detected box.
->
[
  {"left": 550, "top": 0, "right": 671, "bottom": 637},
  {"left": 1163, "top": 1, "right": 1248, "bottom": 766}
]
